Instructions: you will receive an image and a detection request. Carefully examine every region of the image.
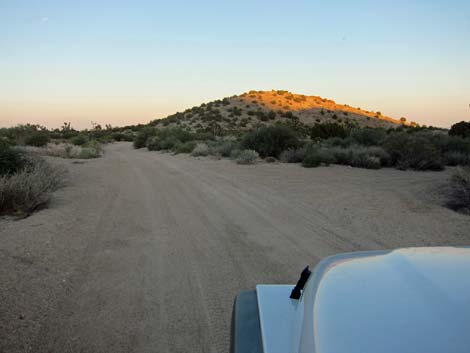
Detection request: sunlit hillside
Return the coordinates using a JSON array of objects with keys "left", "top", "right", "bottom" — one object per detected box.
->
[{"left": 151, "top": 90, "right": 413, "bottom": 132}]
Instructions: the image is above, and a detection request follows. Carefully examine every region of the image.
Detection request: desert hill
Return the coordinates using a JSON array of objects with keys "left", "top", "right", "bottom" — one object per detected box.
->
[{"left": 151, "top": 90, "right": 412, "bottom": 132}]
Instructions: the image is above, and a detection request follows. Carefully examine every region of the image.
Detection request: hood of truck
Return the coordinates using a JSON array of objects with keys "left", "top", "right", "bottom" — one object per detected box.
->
[{"left": 256, "top": 247, "right": 470, "bottom": 353}]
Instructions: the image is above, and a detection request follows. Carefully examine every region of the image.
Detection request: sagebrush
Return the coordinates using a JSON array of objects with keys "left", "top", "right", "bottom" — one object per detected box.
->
[
  {"left": 446, "top": 167, "right": 470, "bottom": 214},
  {"left": 0, "top": 156, "right": 65, "bottom": 216}
]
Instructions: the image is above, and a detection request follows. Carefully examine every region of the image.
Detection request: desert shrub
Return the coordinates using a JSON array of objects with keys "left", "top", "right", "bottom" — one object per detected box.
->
[
  {"left": 20, "top": 142, "right": 102, "bottom": 159},
  {"left": 445, "top": 137, "right": 470, "bottom": 155},
  {"left": 317, "top": 148, "right": 336, "bottom": 166},
  {"left": 236, "top": 150, "right": 259, "bottom": 165},
  {"left": 265, "top": 156, "right": 277, "bottom": 163},
  {"left": 146, "top": 136, "right": 161, "bottom": 151},
  {"left": 282, "top": 111, "right": 294, "bottom": 119},
  {"left": 193, "top": 132, "right": 215, "bottom": 142},
  {"left": 351, "top": 128, "right": 386, "bottom": 146},
  {"left": 279, "top": 148, "right": 306, "bottom": 163},
  {"left": 174, "top": 141, "right": 197, "bottom": 154},
  {"left": 449, "top": 121, "right": 470, "bottom": 138},
  {"left": 0, "top": 142, "right": 25, "bottom": 176},
  {"left": 383, "top": 132, "right": 411, "bottom": 164},
  {"left": 428, "top": 134, "right": 470, "bottom": 156},
  {"left": 160, "top": 127, "right": 194, "bottom": 143},
  {"left": 310, "top": 123, "right": 348, "bottom": 140},
  {"left": 230, "top": 149, "right": 242, "bottom": 160},
  {"left": 191, "top": 143, "right": 210, "bottom": 157},
  {"left": 365, "top": 146, "right": 391, "bottom": 166},
  {"left": 160, "top": 136, "right": 180, "bottom": 150},
  {"left": 111, "top": 132, "right": 130, "bottom": 141},
  {"left": 383, "top": 133, "right": 443, "bottom": 170},
  {"left": 82, "top": 140, "right": 103, "bottom": 156},
  {"left": 134, "top": 127, "right": 156, "bottom": 149},
  {"left": 324, "top": 136, "right": 353, "bottom": 148},
  {"left": 446, "top": 167, "right": 470, "bottom": 213},
  {"left": 351, "top": 153, "right": 381, "bottom": 169},
  {"left": 78, "top": 147, "right": 101, "bottom": 159},
  {"left": 241, "top": 125, "right": 300, "bottom": 158},
  {"left": 327, "top": 145, "right": 389, "bottom": 169},
  {"left": 0, "top": 156, "right": 65, "bottom": 216},
  {"left": 302, "top": 149, "right": 321, "bottom": 168},
  {"left": 444, "top": 151, "right": 470, "bottom": 166},
  {"left": 328, "top": 147, "right": 353, "bottom": 165},
  {"left": 145, "top": 127, "right": 196, "bottom": 151},
  {"left": 25, "top": 132, "right": 50, "bottom": 147},
  {"left": 301, "top": 145, "right": 337, "bottom": 168},
  {"left": 216, "top": 140, "right": 239, "bottom": 157},
  {"left": 71, "top": 135, "right": 88, "bottom": 146}
]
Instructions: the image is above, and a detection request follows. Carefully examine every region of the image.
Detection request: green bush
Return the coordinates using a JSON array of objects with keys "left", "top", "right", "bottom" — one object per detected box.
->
[
  {"left": 324, "top": 136, "right": 353, "bottom": 148},
  {"left": 444, "top": 151, "right": 470, "bottom": 166},
  {"left": 267, "top": 111, "right": 276, "bottom": 120},
  {"left": 301, "top": 145, "right": 337, "bottom": 168},
  {"left": 134, "top": 127, "right": 156, "bottom": 149},
  {"left": 383, "top": 133, "right": 444, "bottom": 170},
  {"left": 241, "top": 125, "right": 300, "bottom": 158},
  {"left": 146, "top": 136, "right": 161, "bottom": 151},
  {"left": 216, "top": 140, "right": 239, "bottom": 157},
  {"left": 160, "top": 127, "right": 194, "bottom": 143},
  {"left": 145, "top": 127, "right": 212, "bottom": 152},
  {"left": 193, "top": 132, "right": 215, "bottom": 141},
  {"left": 327, "top": 145, "right": 389, "bottom": 169},
  {"left": 310, "top": 123, "right": 348, "bottom": 140},
  {"left": 317, "top": 148, "right": 336, "bottom": 166},
  {"left": 71, "top": 135, "right": 88, "bottom": 146},
  {"left": 236, "top": 150, "right": 259, "bottom": 165},
  {"left": 230, "top": 149, "right": 242, "bottom": 160},
  {"left": 110, "top": 131, "right": 134, "bottom": 142},
  {"left": 446, "top": 167, "right": 470, "bottom": 213},
  {"left": 0, "top": 142, "right": 25, "bottom": 176},
  {"left": 160, "top": 136, "right": 180, "bottom": 150},
  {"left": 25, "top": 133, "right": 50, "bottom": 147},
  {"left": 302, "top": 149, "right": 321, "bottom": 168},
  {"left": 351, "top": 128, "right": 386, "bottom": 146},
  {"left": 174, "top": 141, "right": 197, "bottom": 154},
  {"left": 427, "top": 134, "right": 470, "bottom": 155}
]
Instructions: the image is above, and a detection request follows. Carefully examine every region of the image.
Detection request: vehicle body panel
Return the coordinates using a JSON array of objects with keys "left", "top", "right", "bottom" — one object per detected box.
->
[
  {"left": 232, "top": 247, "right": 470, "bottom": 353},
  {"left": 310, "top": 247, "right": 470, "bottom": 353},
  {"left": 256, "top": 285, "right": 297, "bottom": 353},
  {"left": 230, "top": 289, "right": 263, "bottom": 353}
]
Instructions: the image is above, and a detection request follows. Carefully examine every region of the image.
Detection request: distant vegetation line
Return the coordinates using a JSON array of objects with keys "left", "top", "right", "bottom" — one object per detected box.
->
[{"left": 1, "top": 90, "right": 470, "bottom": 216}]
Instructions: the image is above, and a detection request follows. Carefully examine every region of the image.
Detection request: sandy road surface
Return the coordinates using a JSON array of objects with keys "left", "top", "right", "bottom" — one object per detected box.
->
[{"left": 1, "top": 142, "right": 469, "bottom": 353}]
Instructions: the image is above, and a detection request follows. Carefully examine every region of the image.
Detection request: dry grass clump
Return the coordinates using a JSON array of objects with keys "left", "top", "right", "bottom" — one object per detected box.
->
[
  {"left": 280, "top": 148, "right": 307, "bottom": 163},
  {"left": 191, "top": 143, "right": 210, "bottom": 157},
  {"left": 446, "top": 167, "right": 470, "bottom": 214},
  {"left": 20, "top": 142, "right": 102, "bottom": 159},
  {"left": 236, "top": 150, "right": 259, "bottom": 165},
  {"left": 0, "top": 156, "right": 66, "bottom": 216}
]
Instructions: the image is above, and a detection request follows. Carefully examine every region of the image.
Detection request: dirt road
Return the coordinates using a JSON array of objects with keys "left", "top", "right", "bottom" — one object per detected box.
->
[{"left": 1, "top": 142, "right": 469, "bottom": 353}]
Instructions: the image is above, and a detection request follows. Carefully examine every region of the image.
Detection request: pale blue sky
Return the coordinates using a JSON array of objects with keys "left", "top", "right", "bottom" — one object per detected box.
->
[{"left": 1, "top": 0, "right": 469, "bottom": 129}]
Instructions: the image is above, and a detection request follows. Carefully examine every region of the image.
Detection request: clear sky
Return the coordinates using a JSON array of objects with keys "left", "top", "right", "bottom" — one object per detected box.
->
[{"left": 1, "top": 0, "right": 469, "bottom": 129}]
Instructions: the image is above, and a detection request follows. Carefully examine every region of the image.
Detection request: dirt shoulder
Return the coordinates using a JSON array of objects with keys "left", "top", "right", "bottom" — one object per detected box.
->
[{"left": 1, "top": 142, "right": 469, "bottom": 353}]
